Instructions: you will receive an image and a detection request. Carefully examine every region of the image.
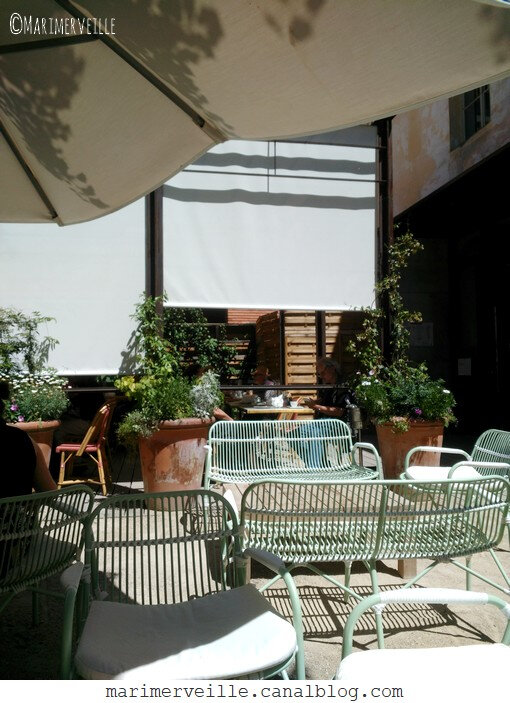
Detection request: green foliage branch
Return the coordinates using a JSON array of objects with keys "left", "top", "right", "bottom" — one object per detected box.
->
[
  {"left": 348, "top": 230, "right": 455, "bottom": 432},
  {"left": 116, "top": 295, "right": 223, "bottom": 444}
]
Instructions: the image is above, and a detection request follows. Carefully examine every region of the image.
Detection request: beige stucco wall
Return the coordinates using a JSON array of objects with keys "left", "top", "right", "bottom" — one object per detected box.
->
[{"left": 393, "top": 77, "right": 510, "bottom": 215}]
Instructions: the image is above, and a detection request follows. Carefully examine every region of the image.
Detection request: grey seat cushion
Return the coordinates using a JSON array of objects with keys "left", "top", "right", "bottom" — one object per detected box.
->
[{"left": 75, "top": 584, "right": 297, "bottom": 679}]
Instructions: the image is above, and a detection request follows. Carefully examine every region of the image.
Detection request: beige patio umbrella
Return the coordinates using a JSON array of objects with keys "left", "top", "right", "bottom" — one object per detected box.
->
[{"left": 1, "top": 0, "right": 509, "bottom": 225}]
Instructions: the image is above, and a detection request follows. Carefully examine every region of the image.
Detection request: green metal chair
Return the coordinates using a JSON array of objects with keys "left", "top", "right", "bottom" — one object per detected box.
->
[
  {"left": 69, "top": 490, "right": 304, "bottom": 680},
  {"left": 0, "top": 486, "right": 95, "bottom": 678},
  {"left": 403, "top": 429, "right": 510, "bottom": 481},
  {"left": 403, "top": 428, "right": 510, "bottom": 592},
  {"left": 336, "top": 588, "right": 510, "bottom": 681},
  {"left": 204, "top": 419, "right": 382, "bottom": 490},
  {"left": 240, "top": 477, "right": 510, "bottom": 655}
]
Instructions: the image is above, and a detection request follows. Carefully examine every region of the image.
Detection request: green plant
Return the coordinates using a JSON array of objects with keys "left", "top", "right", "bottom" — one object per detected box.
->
[
  {"left": 116, "top": 296, "right": 223, "bottom": 444},
  {"left": 0, "top": 307, "right": 58, "bottom": 374},
  {"left": 348, "top": 230, "right": 455, "bottom": 432},
  {"left": 164, "top": 306, "right": 236, "bottom": 381},
  {"left": 0, "top": 369, "right": 69, "bottom": 423},
  {"left": 0, "top": 308, "right": 68, "bottom": 423}
]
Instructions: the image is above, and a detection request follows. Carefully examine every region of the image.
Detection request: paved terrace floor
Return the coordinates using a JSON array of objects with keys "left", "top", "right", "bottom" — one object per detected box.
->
[{"left": 1, "top": 429, "right": 509, "bottom": 680}]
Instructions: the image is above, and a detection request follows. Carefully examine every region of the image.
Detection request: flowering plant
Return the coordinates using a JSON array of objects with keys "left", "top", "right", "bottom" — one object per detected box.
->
[
  {"left": 0, "top": 369, "right": 69, "bottom": 423},
  {"left": 349, "top": 230, "right": 455, "bottom": 432},
  {"left": 0, "top": 307, "right": 69, "bottom": 423},
  {"left": 354, "top": 365, "right": 455, "bottom": 433}
]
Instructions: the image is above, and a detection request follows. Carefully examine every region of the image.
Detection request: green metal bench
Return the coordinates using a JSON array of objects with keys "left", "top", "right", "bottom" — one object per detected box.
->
[
  {"left": 239, "top": 476, "right": 510, "bottom": 660},
  {"left": 0, "top": 486, "right": 95, "bottom": 678},
  {"left": 204, "top": 418, "right": 382, "bottom": 490},
  {"left": 68, "top": 490, "right": 304, "bottom": 679}
]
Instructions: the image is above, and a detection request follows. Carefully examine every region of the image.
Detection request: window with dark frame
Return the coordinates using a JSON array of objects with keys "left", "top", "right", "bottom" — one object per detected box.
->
[{"left": 450, "top": 85, "right": 491, "bottom": 149}]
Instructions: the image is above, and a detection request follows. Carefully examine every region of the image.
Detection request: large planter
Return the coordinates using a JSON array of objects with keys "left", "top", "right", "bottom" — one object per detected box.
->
[
  {"left": 376, "top": 420, "right": 444, "bottom": 479},
  {"left": 10, "top": 419, "right": 61, "bottom": 471},
  {"left": 138, "top": 417, "right": 215, "bottom": 496}
]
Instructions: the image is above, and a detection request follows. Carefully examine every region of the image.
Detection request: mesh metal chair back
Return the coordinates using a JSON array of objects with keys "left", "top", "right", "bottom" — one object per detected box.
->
[
  {"left": 85, "top": 490, "right": 242, "bottom": 605},
  {"left": 471, "top": 429, "right": 510, "bottom": 476},
  {"left": 240, "top": 477, "right": 509, "bottom": 564},
  {"left": 205, "top": 418, "right": 377, "bottom": 486},
  {"left": 0, "top": 486, "right": 94, "bottom": 596}
]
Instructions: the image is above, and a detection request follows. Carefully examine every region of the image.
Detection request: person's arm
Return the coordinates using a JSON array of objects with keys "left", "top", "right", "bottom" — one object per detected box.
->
[
  {"left": 307, "top": 402, "right": 345, "bottom": 418},
  {"left": 301, "top": 388, "right": 348, "bottom": 417}
]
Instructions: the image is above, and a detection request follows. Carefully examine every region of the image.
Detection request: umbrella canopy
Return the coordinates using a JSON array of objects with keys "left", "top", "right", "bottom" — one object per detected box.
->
[{"left": 1, "top": 0, "right": 510, "bottom": 225}]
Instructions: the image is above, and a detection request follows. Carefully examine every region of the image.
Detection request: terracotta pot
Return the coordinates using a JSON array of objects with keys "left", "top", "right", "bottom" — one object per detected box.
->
[
  {"left": 138, "top": 418, "right": 215, "bottom": 501},
  {"left": 376, "top": 420, "right": 444, "bottom": 479},
  {"left": 9, "top": 419, "right": 61, "bottom": 470}
]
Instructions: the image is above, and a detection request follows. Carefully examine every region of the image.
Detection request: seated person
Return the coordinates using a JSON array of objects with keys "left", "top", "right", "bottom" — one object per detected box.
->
[
  {"left": 300, "top": 357, "right": 352, "bottom": 419},
  {"left": 0, "top": 382, "right": 57, "bottom": 498},
  {"left": 252, "top": 366, "right": 278, "bottom": 403}
]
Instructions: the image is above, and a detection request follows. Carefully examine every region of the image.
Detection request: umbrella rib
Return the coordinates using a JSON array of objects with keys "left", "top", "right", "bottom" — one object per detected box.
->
[
  {"left": 0, "top": 120, "right": 59, "bottom": 222},
  {"left": 53, "top": 0, "right": 225, "bottom": 142},
  {"left": 0, "top": 34, "right": 97, "bottom": 54}
]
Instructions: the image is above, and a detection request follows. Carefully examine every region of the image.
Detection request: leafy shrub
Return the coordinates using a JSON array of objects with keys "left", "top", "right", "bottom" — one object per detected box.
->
[
  {"left": 164, "top": 306, "right": 236, "bottom": 381},
  {"left": 116, "top": 297, "right": 224, "bottom": 444},
  {"left": 116, "top": 371, "right": 222, "bottom": 444}
]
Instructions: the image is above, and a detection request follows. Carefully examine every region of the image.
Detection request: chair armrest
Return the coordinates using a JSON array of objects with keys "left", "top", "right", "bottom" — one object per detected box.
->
[
  {"left": 243, "top": 548, "right": 286, "bottom": 575},
  {"left": 404, "top": 445, "right": 470, "bottom": 469},
  {"left": 60, "top": 561, "right": 85, "bottom": 593},
  {"left": 377, "top": 588, "right": 498, "bottom": 606},
  {"left": 448, "top": 461, "right": 510, "bottom": 478},
  {"left": 340, "top": 588, "right": 510, "bottom": 662},
  {"left": 243, "top": 546, "right": 305, "bottom": 679},
  {"left": 352, "top": 443, "right": 383, "bottom": 478},
  {"left": 60, "top": 561, "right": 87, "bottom": 679}
]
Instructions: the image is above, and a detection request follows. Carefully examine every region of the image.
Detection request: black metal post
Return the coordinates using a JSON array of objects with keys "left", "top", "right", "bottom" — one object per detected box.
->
[
  {"left": 145, "top": 186, "right": 164, "bottom": 321},
  {"left": 375, "top": 118, "right": 394, "bottom": 361},
  {"left": 279, "top": 310, "right": 286, "bottom": 383},
  {"left": 316, "top": 310, "right": 326, "bottom": 381}
]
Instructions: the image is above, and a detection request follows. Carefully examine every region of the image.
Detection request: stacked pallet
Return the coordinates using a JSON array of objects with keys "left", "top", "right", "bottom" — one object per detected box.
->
[{"left": 255, "top": 310, "right": 366, "bottom": 389}]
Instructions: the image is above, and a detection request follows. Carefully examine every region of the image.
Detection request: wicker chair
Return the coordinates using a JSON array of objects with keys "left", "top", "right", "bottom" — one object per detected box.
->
[{"left": 57, "top": 397, "right": 119, "bottom": 496}]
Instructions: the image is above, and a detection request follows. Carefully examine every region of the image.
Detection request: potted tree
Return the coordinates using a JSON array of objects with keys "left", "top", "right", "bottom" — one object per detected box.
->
[
  {"left": 349, "top": 231, "right": 455, "bottom": 478},
  {"left": 0, "top": 307, "right": 69, "bottom": 469},
  {"left": 116, "top": 296, "right": 224, "bottom": 494}
]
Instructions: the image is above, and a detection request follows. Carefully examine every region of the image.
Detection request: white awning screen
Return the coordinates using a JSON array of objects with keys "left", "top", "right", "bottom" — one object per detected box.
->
[
  {"left": 163, "top": 127, "right": 377, "bottom": 311},
  {"left": 0, "top": 201, "right": 144, "bottom": 375},
  {"left": 0, "top": 128, "right": 377, "bottom": 374}
]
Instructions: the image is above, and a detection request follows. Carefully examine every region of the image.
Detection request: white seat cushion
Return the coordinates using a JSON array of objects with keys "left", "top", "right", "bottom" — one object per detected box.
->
[
  {"left": 336, "top": 643, "right": 510, "bottom": 679},
  {"left": 75, "top": 584, "right": 296, "bottom": 680},
  {"left": 406, "top": 466, "right": 481, "bottom": 480}
]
